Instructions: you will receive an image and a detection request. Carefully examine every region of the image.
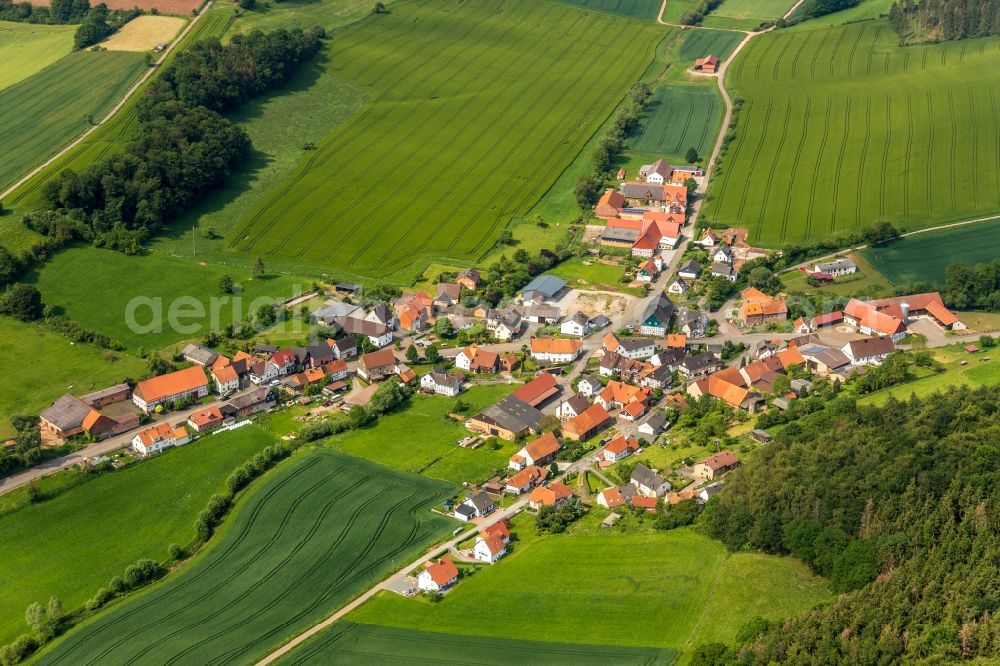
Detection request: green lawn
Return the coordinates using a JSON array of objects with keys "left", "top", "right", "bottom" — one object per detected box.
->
[
  {"left": 630, "top": 83, "right": 723, "bottom": 160},
  {"left": 347, "top": 525, "right": 830, "bottom": 654},
  {"left": 679, "top": 27, "right": 745, "bottom": 61},
  {"left": 28, "top": 246, "right": 311, "bottom": 352},
  {"left": 0, "top": 21, "right": 75, "bottom": 91},
  {"left": 281, "top": 621, "right": 676, "bottom": 665},
  {"left": 549, "top": 257, "right": 640, "bottom": 295},
  {"left": 859, "top": 345, "right": 1000, "bottom": 406},
  {"left": 702, "top": 0, "right": 795, "bottom": 29},
  {"left": 0, "top": 426, "right": 279, "bottom": 646},
  {"left": 553, "top": 0, "right": 664, "bottom": 20},
  {"left": 37, "top": 448, "right": 455, "bottom": 665},
  {"left": 0, "top": 317, "right": 145, "bottom": 438},
  {"left": 782, "top": 252, "right": 894, "bottom": 297},
  {"left": 704, "top": 22, "right": 1000, "bottom": 247},
  {"left": 0, "top": 50, "right": 145, "bottom": 194},
  {"left": 325, "top": 384, "right": 520, "bottom": 484},
  {"left": 863, "top": 218, "right": 1000, "bottom": 286},
  {"left": 227, "top": 0, "right": 664, "bottom": 280}
]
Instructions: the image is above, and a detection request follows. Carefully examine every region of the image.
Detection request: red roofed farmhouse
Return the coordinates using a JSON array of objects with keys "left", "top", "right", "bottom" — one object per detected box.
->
[
  {"left": 133, "top": 366, "right": 209, "bottom": 414},
  {"left": 417, "top": 557, "right": 459, "bottom": 592},
  {"left": 509, "top": 432, "right": 561, "bottom": 470}
]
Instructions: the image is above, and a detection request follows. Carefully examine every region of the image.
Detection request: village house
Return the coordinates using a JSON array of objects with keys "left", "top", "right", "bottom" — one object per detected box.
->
[
  {"left": 694, "top": 228, "right": 720, "bottom": 248},
  {"left": 678, "top": 352, "right": 721, "bottom": 378},
  {"left": 417, "top": 557, "right": 459, "bottom": 593},
  {"left": 211, "top": 363, "right": 240, "bottom": 396},
  {"left": 638, "top": 294, "right": 675, "bottom": 337},
  {"left": 456, "top": 344, "right": 500, "bottom": 373},
  {"left": 133, "top": 366, "right": 210, "bottom": 414},
  {"left": 482, "top": 520, "right": 510, "bottom": 544},
  {"left": 844, "top": 292, "right": 964, "bottom": 339},
  {"left": 560, "top": 312, "right": 591, "bottom": 337},
  {"left": 595, "top": 380, "right": 650, "bottom": 413},
  {"left": 793, "top": 317, "right": 812, "bottom": 334},
  {"left": 434, "top": 282, "right": 462, "bottom": 309},
  {"left": 738, "top": 288, "right": 788, "bottom": 327},
  {"left": 335, "top": 316, "right": 393, "bottom": 348},
  {"left": 420, "top": 371, "right": 463, "bottom": 397},
  {"left": 187, "top": 405, "right": 225, "bottom": 432},
  {"left": 484, "top": 307, "right": 523, "bottom": 341},
  {"left": 713, "top": 244, "right": 734, "bottom": 264},
  {"left": 687, "top": 373, "right": 760, "bottom": 412},
  {"left": 456, "top": 268, "right": 481, "bottom": 291},
  {"left": 811, "top": 310, "right": 844, "bottom": 330},
  {"left": 357, "top": 348, "right": 398, "bottom": 382},
  {"left": 453, "top": 491, "right": 496, "bottom": 522},
  {"left": 530, "top": 337, "right": 583, "bottom": 364},
  {"left": 711, "top": 261, "right": 738, "bottom": 282},
  {"left": 555, "top": 394, "right": 590, "bottom": 422},
  {"left": 220, "top": 386, "right": 274, "bottom": 419},
  {"left": 595, "top": 188, "right": 626, "bottom": 218},
  {"left": 365, "top": 303, "right": 394, "bottom": 329},
  {"left": 468, "top": 395, "right": 543, "bottom": 440},
  {"left": 504, "top": 465, "right": 547, "bottom": 494},
  {"left": 641, "top": 158, "right": 673, "bottom": 184},
  {"left": 842, "top": 336, "right": 896, "bottom": 365},
  {"left": 529, "top": 482, "right": 573, "bottom": 510},
  {"left": 523, "top": 304, "right": 561, "bottom": 324},
  {"left": 396, "top": 294, "right": 432, "bottom": 332},
  {"left": 667, "top": 278, "right": 689, "bottom": 296},
  {"left": 814, "top": 258, "right": 857, "bottom": 276},
  {"left": 182, "top": 344, "right": 218, "bottom": 367},
  {"left": 630, "top": 463, "right": 671, "bottom": 497},
  {"left": 637, "top": 411, "right": 668, "bottom": 438},
  {"left": 596, "top": 486, "right": 626, "bottom": 509},
  {"left": 676, "top": 307, "right": 708, "bottom": 338},
  {"left": 330, "top": 337, "right": 358, "bottom": 360},
  {"left": 562, "top": 403, "right": 612, "bottom": 441},
  {"left": 131, "top": 422, "right": 190, "bottom": 457},
  {"left": 694, "top": 451, "right": 741, "bottom": 480},
  {"left": 796, "top": 343, "right": 854, "bottom": 377},
  {"left": 577, "top": 375, "right": 602, "bottom": 397},
  {"left": 678, "top": 259, "right": 702, "bottom": 281},
  {"left": 509, "top": 432, "right": 561, "bottom": 471},
  {"left": 601, "top": 435, "right": 640, "bottom": 463},
  {"left": 605, "top": 332, "right": 657, "bottom": 360},
  {"left": 39, "top": 388, "right": 136, "bottom": 441},
  {"left": 636, "top": 257, "right": 661, "bottom": 282},
  {"left": 474, "top": 534, "right": 508, "bottom": 564}
]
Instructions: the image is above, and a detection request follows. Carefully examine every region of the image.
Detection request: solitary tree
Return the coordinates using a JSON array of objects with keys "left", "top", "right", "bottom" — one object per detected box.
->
[
  {"left": 685, "top": 146, "right": 699, "bottom": 163},
  {"left": 253, "top": 258, "right": 265, "bottom": 277},
  {"left": 405, "top": 344, "right": 419, "bottom": 364},
  {"left": 218, "top": 274, "right": 234, "bottom": 294}
]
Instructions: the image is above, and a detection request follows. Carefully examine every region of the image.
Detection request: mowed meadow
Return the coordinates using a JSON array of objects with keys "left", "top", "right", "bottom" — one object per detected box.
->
[
  {"left": 705, "top": 21, "right": 1000, "bottom": 247},
  {"left": 229, "top": 0, "right": 664, "bottom": 278},
  {"left": 37, "top": 449, "right": 455, "bottom": 665},
  {"left": 0, "top": 21, "right": 75, "bottom": 90},
  {"left": 0, "top": 50, "right": 145, "bottom": 193}
]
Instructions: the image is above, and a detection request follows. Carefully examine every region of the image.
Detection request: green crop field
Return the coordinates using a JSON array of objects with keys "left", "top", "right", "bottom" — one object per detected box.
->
[
  {"left": 703, "top": 0, "right": 794, "bottom": 29},
  {"left": 679, "top": 27, "right": 745, "bottom": 61},
  {"left": 0, "top": 21, "right": 75, "bottom": 91},
  {"left": 281, "top": 621, "right": 676, "bottom": 665},
  {"left": 631, "top": 83, "right": 723, "bottom": 158},
  {"left": 228, "top": 0, "right": 663, "bottom": 280},
  {"left": 863, "top": 218, "right": 1000, "bottom": 285},
  {"left": 3, "top": 7, "right": 236, "bottom": 213},
  {"left": 348, "top": 525, "right": 830, "bottom": 653},
  {"left": 704, "top": 23, "right": 1000, "bottom": 247},
  {"left": 28, "top": 246, "right": 309, "bottom": 351},
  {"left": 325, "top": 384, "right": 519, "bottom": 484},
  {"left": 37, "top": 449, "right": 454, "bottom": 665},
  {"left": 659, "top": 0, "right": 700, "bottom": 23},
  {"left": 0, "top": 51, "right": 145, "bottom": 193},
  {"left": 0, "top": 317, "right": 145, "bottom": 439},
  {"left": 0, "top": 426, "right": 279, "bottom": 646},
  {"left": 554, "top": 0, "right": 663, "bottom": 20}
]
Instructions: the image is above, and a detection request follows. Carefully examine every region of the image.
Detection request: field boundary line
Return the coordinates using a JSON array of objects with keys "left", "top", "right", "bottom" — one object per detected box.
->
[{"left": 0, "top": 2, "right": 213, "bottom": 203}]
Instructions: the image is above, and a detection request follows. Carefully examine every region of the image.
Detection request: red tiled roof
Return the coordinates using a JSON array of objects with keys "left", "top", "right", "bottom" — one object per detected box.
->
[
  {"left": 135, "top": 366, "right": 208, "bottom": 403},
  {"left": 511, "top": 373, "right": 559, "bottom": 407},
  {"left": 425, "top": 557, "right": 459, "bottom": 586},
  {"left": 523, "top": 432, "right": 560, "bottom": 461},
  {"left": 189, "top": 406, "right": 223, "bottom": 428},
  {"left": 529, "top": 482, "right": 573, "bottom": 506}
]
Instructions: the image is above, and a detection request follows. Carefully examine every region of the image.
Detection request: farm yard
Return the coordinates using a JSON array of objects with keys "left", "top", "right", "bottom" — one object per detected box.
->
[
  {"left": 27, "top": 246, "right": 310, "bottom": 352},
  {"left": 228, "top": 0, "right": 663, "bottom": 280},
  {"left": 704, "top": 22, "right": 1000, "bottom": 247},
  {"left": 0, "top": 426, "right": 280, "bottom": 646},
  {"left": 3, "top": 7, "right": 236, "bottom": 213},
  {"left": 0, "top": 21, "right": 75, "bottom": 91},
  {"left": 678, "top": 27, "right": 745, "bottom": 61},
  {"left": 324, "top": 385, "right": 519, "bottom": 484},
  {"left": 280, "top": 622, "right": 675, "bottom": 665},
  {"left": 0, "top": 51, "right": 145, "bottom": 194},
  {"left": 630, "top": 83, "right": 723, "bottom": 159},
  {"left": 36, "top": 449, "right": 454, "bottom": 665},
  {"left": 863, "top": 218, "right": 1000, "bottom": 285},
  {"left": 554, "top": 0, "right": 664, "bottom": 20},
  {"left": 347, "top": 524, "right": 830, "bottom": 654},
  {"left": 0, "top": 318, "right": 145, "bottom": 439},
  {"left": 702, "top": 0, "right": 796, "bottom": 29},
  {"left": 99, "top": 15, "right": 186, "bottom": 51}
]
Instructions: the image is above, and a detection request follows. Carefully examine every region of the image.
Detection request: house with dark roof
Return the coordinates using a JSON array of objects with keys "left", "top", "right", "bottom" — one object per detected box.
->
[
  {"left": 520, "top": 275, "right": 566, "bottom": 302},
  {"left": 630, "top": 463, "right": 671, "bottom": 497},
  {"left": 456, "top": 268, "right": 481, "bottom": 291},
  {"left": 638, "top": 294, "right": 675, "bottom": 337},
  {"left": 555, "top": 394, "right": 590, "bottom": 422},
  {"left": 182, "top": 344, "right": 218, "bottom": 367},
  {"left": 468, "top": 396, "right": 543, "bottom": 441},
  {"left": 842, "top": 336, "right": 895, "bottom": 365},
  {"left": 336, "top": 316, "right": 393, "bottom": 348},
  {"left": 678, "top": 259, "right": 701, "bottom": 281},
  {"left": 679, "top": 352, "right": 721, "bottom": 378},
  {"left": 357, "top": 348, "right": 398, "bottom": 382}
]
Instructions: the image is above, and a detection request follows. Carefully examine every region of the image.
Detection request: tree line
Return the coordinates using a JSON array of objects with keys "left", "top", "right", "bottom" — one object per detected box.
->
[
  {"left": 0, "top": 0, "right": 88, "bottom": 24},
  {"left": 74, "top": 4, "right": 140, "bottom": 49},
  {"left": 889, "top": 0, "right": 1000, "bottom": 43},
  {"left": 694, "top": 384, "right": 1000, "bottom": 664}
]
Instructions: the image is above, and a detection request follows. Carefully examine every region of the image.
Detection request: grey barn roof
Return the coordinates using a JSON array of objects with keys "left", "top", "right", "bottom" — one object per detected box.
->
[{"left": 521, "top": 275, "right": 566, "bottom": 299}]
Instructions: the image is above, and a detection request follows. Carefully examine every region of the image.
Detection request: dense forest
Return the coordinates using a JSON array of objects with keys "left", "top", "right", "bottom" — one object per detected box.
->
[
  {"left": 889, "top": 0, "right": 1000, "bottom": 42},
  {"left": 941, "top": 260, "right": 1000, "bottom": 312},
  {"left": 697, "top": 385, "right": 1000, "bottom": 664},
  {"left": 38, "top": 27, "right": 325, "bottom": 253}
]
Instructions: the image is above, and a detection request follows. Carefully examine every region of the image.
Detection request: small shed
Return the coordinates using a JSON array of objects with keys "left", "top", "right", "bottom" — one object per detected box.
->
[
  {"left": 750, "top": 429, "right": 774, "bottom": 444},
  {"left": 602, "top": 512, "right": 622, "bottom": 528},
  {"left": 965, "top": 345, "right": 980, "bottom": 354}
]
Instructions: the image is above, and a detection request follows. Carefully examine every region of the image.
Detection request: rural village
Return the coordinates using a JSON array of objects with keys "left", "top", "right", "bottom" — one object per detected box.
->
[{"left": 1, "top": 0, "right": 1000, "bottom": 663}]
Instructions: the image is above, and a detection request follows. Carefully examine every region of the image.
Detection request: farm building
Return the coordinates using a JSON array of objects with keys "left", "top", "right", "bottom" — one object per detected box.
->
[
  {"left": 738, "top": 288, "right": 788, "bottom": 327},
  {"left": 468, "top": 396, "right": 543, "bottom": 441},
  {"left": 562, "top": 403, "right": 612, "bottom": 441},
  {"left": 133, "top": 366, "right": 210, "bottom": 414},
  {"left": 595, "top": 189, "right": 626, "bottom": 218},
  {"left": 694, "top": 54, "right": 719, "bottom": 73},
  {"left": 511, "top": 373, "right": 561, "bottom": 407}
]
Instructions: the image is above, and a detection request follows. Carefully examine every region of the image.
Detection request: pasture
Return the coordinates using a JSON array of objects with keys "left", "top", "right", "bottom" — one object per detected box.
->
[
  {"left": 630, "top": 83, "right": 722, "bottom": 158},
  {"left": 863, "top": 218, "right": 1000, "bottom": 285},
  {"left": 28, "top": 246, "right": 309, "bottom": 351},
  {"left": 0, "top": 426, "right": 279, "bottom": 646},
  {"left": 702, "top": 0, "right": 795, "bottom": 29},
  {"left": 348, "top": 526, "right": 830, "bottom": 652},
  {"left": 100, "top": 15, "right": 186, "bottom": 51},
  {"left": 0, "top": 21, "right": 74, "bottom": 91},
  {"left": 554, "top": 0, "right": 663, "bottom": 20},
  {"left": 281, "top": 622, "right": 675, "bottom": 665},
  {"left": 0, "top": 51, "right": 145, "bottom": 194},
  {"left": 228, "top": 0, "right": 663, "bottom": 279},
  {"left": 4, "top": 7, "right": 235, "bottom": 212},
  {"left": 0, "top": 317, "right": 145, "bottom": 439},
  {"left": 325, "top": 384, "right": 519, "bottom": 484},
  {"left": 859, "top": 344, "right": 1000, "bottom": 406},
  {"left": 37, "top": 449, "right": 454, "bottom": 665},
  {"left": 679, "top": 27, "right": 745, "bottom": 60},
  {"left": 704, "top": 22, "right": 1000, "bottom": 247}
]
